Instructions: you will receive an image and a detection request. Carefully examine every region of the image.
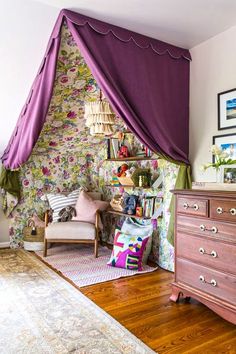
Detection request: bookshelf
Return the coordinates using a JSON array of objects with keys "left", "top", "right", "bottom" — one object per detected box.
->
[
  {"left": 107, "top": 195, "right": 163, "bottom": 220},
  {"left": 106, "top": 132, "right": 155, "bottom": 160},
  {"left": 107, "top": 209, "right": 152, "bottom": 220},
  {"left": 104, "top": 132, "right": 163, "bottom": 220},
  {"left": 105, "top": 156, "right": 158, "bottom": 161},
  {"left": 105, "top": 184, "right": 153, "bottom": 189}
]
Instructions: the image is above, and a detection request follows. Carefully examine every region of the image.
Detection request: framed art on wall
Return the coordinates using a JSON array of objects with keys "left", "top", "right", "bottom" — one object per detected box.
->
[
  {"left": 213, "top": 133, "right": 236, "bottom": 163},
  {"left": 218, "top": 88, "right": 236, "bottom": 130}
]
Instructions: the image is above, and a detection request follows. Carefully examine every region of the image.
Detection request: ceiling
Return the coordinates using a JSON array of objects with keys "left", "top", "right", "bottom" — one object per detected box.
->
[{"left": 34, "top": 0, "right": 236, "bottom": 49}]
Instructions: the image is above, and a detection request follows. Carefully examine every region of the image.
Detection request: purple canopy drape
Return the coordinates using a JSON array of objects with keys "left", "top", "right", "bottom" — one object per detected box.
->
[{"left": 1, "top": 9, "right": 191, "bottom": 171}]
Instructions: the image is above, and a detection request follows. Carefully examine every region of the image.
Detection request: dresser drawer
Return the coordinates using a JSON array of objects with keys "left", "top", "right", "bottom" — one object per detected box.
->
[
  {"left": 177, "top": 215, "right": 236, "bottom": 243},
  {"left": 177, "top": 196, "right": 208, "bottom": 217},
  {"left": 176, "top": 258, "right": 236, "bottom": 305},
  {"left": 210, "top": 199, "right": 236, "bottom": 223},
  {"left": 176, "top": 233, "right": 236, "bottom": 274}
]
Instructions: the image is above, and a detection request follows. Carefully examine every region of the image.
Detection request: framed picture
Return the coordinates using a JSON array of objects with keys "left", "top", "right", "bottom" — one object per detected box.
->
[
  {"left": 219, "top": 165, "right": 236, "bottom": 183},
  {"left": 218, "top": 88, "right": 236, "bottom": 130},
  {"left": 213, "top": 133, "right": 236, "bottom": 163}
]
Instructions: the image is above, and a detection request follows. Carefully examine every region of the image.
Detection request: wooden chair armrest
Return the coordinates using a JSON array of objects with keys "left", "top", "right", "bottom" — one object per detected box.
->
[
  {"left": 95, "top": 210, "right": 100, "bottom": 230},
  {"left": 45, "top": 210, "right": 50, "bottom": 227}
]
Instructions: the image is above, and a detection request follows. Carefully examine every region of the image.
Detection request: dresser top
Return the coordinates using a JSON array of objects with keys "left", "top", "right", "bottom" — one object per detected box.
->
[{"left": 171, "top": 189, "right": 236, "bottom": 198}]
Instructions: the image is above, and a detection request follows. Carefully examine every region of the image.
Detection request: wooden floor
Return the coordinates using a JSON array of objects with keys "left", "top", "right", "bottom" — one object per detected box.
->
[{"left": 81, "top": 268, "right": 236, "bottom": 354}]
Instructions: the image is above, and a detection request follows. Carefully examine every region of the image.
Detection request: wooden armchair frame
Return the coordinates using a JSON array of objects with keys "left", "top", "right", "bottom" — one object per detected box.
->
[{"left": 44, "top": 209, "right": 101, "bottom": 258}]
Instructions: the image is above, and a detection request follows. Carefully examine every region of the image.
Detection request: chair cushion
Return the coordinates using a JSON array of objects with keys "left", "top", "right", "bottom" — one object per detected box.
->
[{"left": 45, "top": 221, "right": 96, "bottom": 240}]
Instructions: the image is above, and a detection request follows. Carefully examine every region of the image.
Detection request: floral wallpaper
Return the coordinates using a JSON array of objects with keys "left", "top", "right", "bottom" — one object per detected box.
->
[
  {"left": 6, "top": 23, "right": 178, "bottom": 271},
  {"left": 157, "top": 161, "right": 179, "bottom": 271}
]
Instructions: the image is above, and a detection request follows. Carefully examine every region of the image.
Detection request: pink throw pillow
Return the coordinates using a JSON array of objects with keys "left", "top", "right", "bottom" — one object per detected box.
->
[
  {"left": 94, "top": 200, "right": 110, "bottom": 211},
  {"left": 72, "top": 191, "right": 109, "bottom": 229}
]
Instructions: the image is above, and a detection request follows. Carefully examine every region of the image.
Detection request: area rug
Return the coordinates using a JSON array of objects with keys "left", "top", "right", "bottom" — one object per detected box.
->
[
  {"left": 0, "top": 249, "right": 155, "bottom": 354},
  {"left": 35, "top": 244, "right": 157, "bottom": 287}
]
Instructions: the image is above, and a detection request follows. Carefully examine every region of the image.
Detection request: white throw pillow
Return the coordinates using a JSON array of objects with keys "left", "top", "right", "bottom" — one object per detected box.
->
[{"left": 47, "top": 189, "right": 80, "bottom": 222}]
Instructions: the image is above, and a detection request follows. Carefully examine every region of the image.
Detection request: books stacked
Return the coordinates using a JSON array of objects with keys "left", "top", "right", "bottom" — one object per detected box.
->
[
  {"left": 141, "top": 196, "right": 163, "bottom": 218},
  {"left": 110, "top": 176, "right": 120, "bottom": 187},
  {"left": 141, "top": 197, "right": 154, "bottom": 218},
  {"left": 107, "top": 138, "right": 119, "bottom": 159}
]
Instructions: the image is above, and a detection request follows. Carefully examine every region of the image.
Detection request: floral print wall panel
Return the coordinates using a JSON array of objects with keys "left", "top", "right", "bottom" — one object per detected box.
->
[
  {"left": 158, "top": 161, "right": 179, "bottom": 271},
  {"left": 9, "top": 23, "right": 102, "bottom": 247},
  {"left": 8, "top": 23, "right": 177, "bottom": 271}
]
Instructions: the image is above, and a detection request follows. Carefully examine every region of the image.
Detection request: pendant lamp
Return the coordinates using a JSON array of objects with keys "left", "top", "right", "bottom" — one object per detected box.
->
[{"left": 84, "top": 90, "right": 115, "bottom": 136}]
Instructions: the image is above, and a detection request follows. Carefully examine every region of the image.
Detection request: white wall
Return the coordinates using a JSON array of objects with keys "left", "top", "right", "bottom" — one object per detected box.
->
[
  {"left": 190, "top": 25, "right": 236, "bottom": 182},
  {"left": 0, "top": 0, "right": 59, "bottom": 243},
  {"left": 0, "top": 0, "right": 59, "bottom": 156}
]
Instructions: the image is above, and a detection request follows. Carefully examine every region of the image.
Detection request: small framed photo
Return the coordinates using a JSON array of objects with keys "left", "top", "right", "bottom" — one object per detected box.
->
[
  {"left": 218, "top": 88, "right": 236, "bottom": 130},
  {"left": 219, "top": 165, "right": 236, "bottom": 183},
  {"left": 213, "top": 133, "right": 236, "bottom": 162}
]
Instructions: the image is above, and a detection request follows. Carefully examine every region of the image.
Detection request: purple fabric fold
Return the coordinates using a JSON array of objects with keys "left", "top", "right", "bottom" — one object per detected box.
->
[{"left": 1, "top": 9, "right": 190, "bottom": 169}]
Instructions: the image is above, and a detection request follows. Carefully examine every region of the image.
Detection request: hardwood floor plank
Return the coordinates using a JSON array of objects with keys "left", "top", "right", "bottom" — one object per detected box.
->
[
  {"left": 152, "top": 318, "right": 235, "bottom": 353},
  {"left": 81, "top": 268, "right": 236, "bottom": 353},
  {"left": 186, "top": 331, "right": 236, "bottom": 354}
]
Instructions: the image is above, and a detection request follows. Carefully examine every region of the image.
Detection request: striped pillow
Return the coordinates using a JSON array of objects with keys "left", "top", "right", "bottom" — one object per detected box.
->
[{"left": 47, "top": 190, "right": 80, "bottom": 222}]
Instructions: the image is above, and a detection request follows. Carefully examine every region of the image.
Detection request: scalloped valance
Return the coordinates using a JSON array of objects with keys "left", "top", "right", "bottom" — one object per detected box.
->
[{"left": 62, "top": 10, "right": 191, "bottom": 61}]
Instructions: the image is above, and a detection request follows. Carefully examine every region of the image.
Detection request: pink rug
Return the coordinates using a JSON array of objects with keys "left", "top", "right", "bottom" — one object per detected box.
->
[{"left": 35, "top": 244, "right": 157, "bottom": 287}]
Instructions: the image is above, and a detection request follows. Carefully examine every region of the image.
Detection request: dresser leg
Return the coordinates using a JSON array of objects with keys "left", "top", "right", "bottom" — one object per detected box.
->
[{"left": 169, "top": 285, "right": 182, "bottom": 302}]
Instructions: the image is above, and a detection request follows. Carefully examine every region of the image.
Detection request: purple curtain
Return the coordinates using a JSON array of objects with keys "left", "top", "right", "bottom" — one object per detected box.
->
[{"left": 1, "top": 9, "right": 191, "bottom": 170}]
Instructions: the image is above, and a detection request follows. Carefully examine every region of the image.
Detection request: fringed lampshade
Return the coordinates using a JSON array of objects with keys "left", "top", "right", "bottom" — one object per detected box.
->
[{"left": 84, "top": 99, "right": 115, "bottom": 136}]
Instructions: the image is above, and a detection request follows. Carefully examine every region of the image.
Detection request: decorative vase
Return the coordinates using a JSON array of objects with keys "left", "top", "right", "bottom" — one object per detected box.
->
[{"left": 215, "top": 168, "right": 221, "bottom": 183}]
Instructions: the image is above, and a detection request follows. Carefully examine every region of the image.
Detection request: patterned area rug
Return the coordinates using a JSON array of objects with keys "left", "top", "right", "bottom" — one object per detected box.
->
[
  {"left": 35, "top": 244, "right": 157, "bottom": 287},
  {"left": 0, "top": 249, "right": 155, "bottom": 354}
]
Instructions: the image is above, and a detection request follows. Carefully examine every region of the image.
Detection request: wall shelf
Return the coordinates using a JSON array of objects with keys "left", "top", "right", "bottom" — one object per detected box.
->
[
  {"left": 105, "top": 184, "right": 153, "bottom": 189},
  {"left": 107, "top": 209, "right": 151, "bottom": 220},
  {"left": 105, "top": 156, "right": 158, "bottom": 161}
]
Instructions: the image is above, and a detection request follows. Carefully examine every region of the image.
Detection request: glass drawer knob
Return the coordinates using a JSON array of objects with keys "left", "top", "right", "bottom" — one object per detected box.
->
[
  {"left": 211, "top": 250, "right": 217, "bottom": 258},
  {"left": 200, "top": 224, "right": 205, "bottom": 231},
  {"left": 216, "top": 207, "right": 223, "bottom": 214},
  {"left": 230, "top": 208, "right": 236, "bottom": 216},
  {"left": 199, "top": 247, "right": 205, "bottom": 254},
  {"left": 183, "top": 203, "right": 188, "bottom": 209},
  {"left": 211, "top": 226, "right": 218, "bottom": 234},
  {"left": 211, "top": 279, "right": 217, "bottom": 287},
  {"left": 199, "top": 275, "right": 205, "bottom": 282}
]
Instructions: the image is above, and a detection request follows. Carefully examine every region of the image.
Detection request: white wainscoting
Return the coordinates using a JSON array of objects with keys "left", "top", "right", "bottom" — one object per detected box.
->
[{"left": 0, "top": 242, "right": 10, "bottom": 248}]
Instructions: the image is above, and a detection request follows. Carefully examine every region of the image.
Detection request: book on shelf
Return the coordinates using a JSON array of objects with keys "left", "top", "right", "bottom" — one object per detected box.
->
[
  {"left": 106, "top": 138, "right": 119, "bottom": 159},
  {"left": 152, "top": 197, "right": 163, "bottom": 218},
  {"left": 106, "top": 139, "right": 111, "bottom": 159},
  {"left": 141, "top": 197, "right": 154, "bottom": 218},
  {"left": 145, "top": 147, "right": 152, "bottom": 157},
  {"left": 141, "top": 196, "right": 163, "bottom": 218}
]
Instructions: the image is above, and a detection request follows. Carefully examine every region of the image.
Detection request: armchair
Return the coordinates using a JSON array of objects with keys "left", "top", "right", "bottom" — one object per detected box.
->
[{"left": 43, "top": 192, "right": 102, "bottom": 258}]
